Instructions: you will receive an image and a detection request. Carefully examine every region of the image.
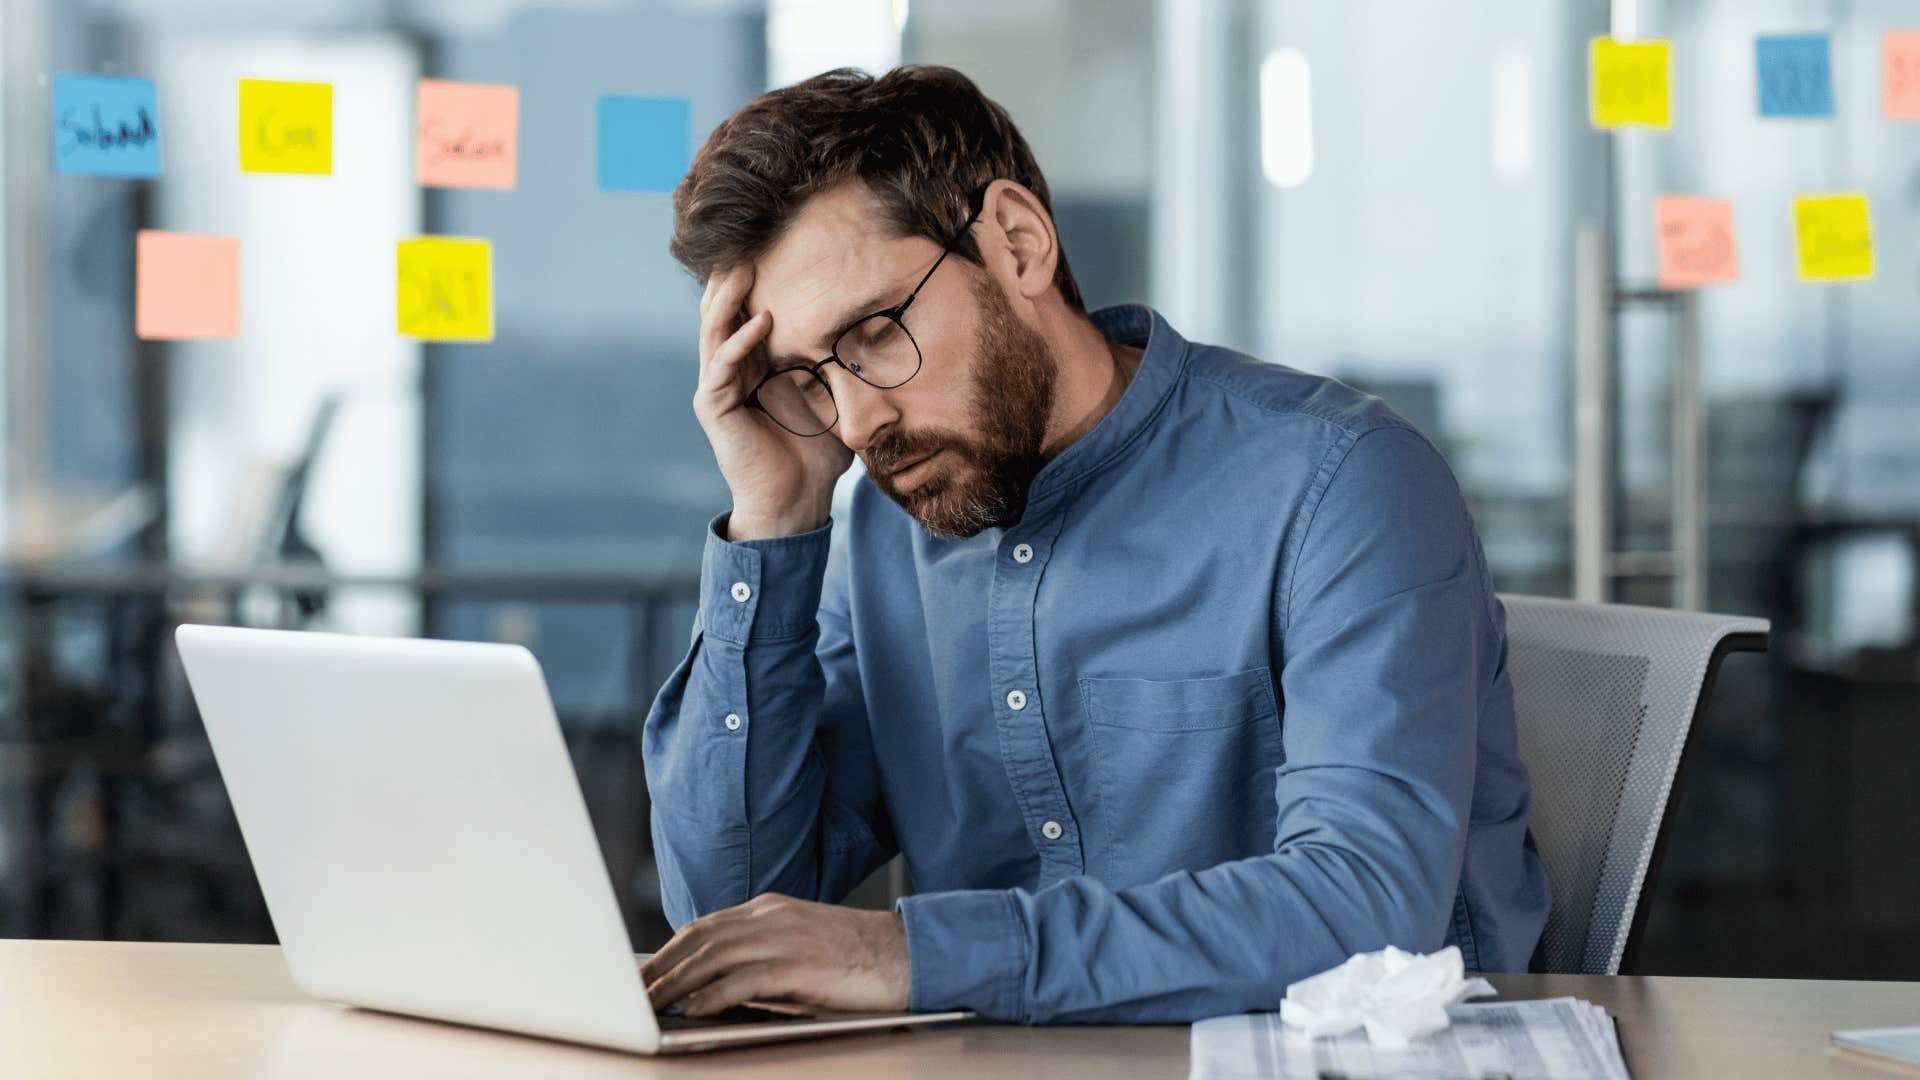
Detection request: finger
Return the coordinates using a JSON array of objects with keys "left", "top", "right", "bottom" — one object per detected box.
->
[
  {"left": 639, "top": 946, "right": 672, "bottom": 988},
  {"left": 641, "top": 907, "right": 755, "bottom": 990},
  {"left": 682, "top": 962, "right": 795, "bottom": 1018},
  {"left": 642, "top": 894, "right": 788, "bottom": 985},
  {"left": 697, "top": 266, "right": 754, "bottom": 368},
  {"left": 641, "top": 909, "right": 730, "bottom": 984},
  {"left": 697, "top": 263, "right": 744, "bottom": 318},
  {"left": 646, "top": 926, "right": 770, "bottom": 1009},
  {"left": 695, "top": 310, "right": 771, "bottom": 408},
  {"left": 646, "top": 926, "right": 782, "bottom": 1009}
]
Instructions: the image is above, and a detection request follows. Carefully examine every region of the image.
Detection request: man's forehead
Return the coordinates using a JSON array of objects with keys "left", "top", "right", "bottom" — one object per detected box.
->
[{"left": 743, "top": 186, "right": 930, "bottom": 356}]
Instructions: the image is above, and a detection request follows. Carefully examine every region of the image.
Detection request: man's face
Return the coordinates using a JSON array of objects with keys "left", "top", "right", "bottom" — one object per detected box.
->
[{"left": 745, "top": 183, "right": 1057, "bottom": 538}]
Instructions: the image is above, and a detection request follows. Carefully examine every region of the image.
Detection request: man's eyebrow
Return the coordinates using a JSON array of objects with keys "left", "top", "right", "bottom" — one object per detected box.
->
[{"left": 766, "top": 288, "right": 896, "bottom": 368}]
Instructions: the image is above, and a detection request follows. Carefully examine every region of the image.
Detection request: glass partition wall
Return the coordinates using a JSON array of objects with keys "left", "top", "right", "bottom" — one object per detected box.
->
[{"left": 3, "top": 0, "right": 1914, "bottom": 976}]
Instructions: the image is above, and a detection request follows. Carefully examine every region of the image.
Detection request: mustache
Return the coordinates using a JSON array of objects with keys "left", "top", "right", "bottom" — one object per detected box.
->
[{"left": 864, "top": 432, "right": 970, "bottom": 479}]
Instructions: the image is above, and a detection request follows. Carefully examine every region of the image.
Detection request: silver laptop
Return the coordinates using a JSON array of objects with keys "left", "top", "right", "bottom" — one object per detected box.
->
[{"left": 174, "top": 624, "right": 969, "bottom": 1054}]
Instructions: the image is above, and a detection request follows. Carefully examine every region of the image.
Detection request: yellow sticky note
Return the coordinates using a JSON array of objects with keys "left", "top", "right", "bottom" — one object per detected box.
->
[
  {"left": 1793, "top": 194, "right": 1873, "bottom": 283},
  {"left": 397, "top": 237, "right": 494, "bottom": 341},
  {"left": 239, "top": 78, "right": 332, "bottom": 174},
  {"left": 1591, "top": 37, "right": 1673, "bottom": 129}
]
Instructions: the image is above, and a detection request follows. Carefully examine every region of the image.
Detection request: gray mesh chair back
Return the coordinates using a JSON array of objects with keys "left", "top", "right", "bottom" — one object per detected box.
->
[{"left": 1499, "top": 595, "right": 1768, "bottom": 975}]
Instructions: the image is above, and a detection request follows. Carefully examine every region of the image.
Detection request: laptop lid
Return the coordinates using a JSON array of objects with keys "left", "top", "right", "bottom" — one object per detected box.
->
[{"left": 175, "top": 624, "right": 662, "bottom": 1054}]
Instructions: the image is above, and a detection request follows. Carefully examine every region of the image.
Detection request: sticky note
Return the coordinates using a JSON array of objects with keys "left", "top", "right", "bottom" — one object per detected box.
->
[
  {"left": 239, "top": 78, "right": 332, "bottom": 174},
  {"left": 52, "top": 74, "right": 162, "bottom": 178},
  {"left": 416, "top": 79, "right": 518, "bottom": 190},
  {"left": 596, "top": 95, "right": 690, "bottom": 192},
  {"left": 1757, "top": 34, "right": 1834, "bottom": 118},
  {"left": 136, "top": 230, "right": 240, "bottom": 340},
  {"left": 1653, "top": 196, "right": 1739, "bottom": 289},
  {"left": 1590, "top": 37, "right": 1672, "bottom": 129},
  {"left": 1885, "top": 30, "right": 1920, "bottom": 120},
  {"left": 397, "top": 237, "right": 493, "bottom": 341},
  {"left": 1793, "top": 194, "right": 1873, "bottom": 283}
]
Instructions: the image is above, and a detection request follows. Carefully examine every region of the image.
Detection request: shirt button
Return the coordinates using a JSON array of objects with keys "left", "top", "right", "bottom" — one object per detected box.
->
[
  {"left": 1012, "top": 543, "right": 1034, "bottom": 564},
  {"left": 724, "top": 713, "right": 742, "bottom": 731},
  {"left": 729, "top": 581, "right": 751, "bottom": 603},
  {"left": 1006, "top": 689, "right": 1027, "bottom": 711},
  {"left": 1041, "top": 821, "right": 1064, "bottom": 840}
]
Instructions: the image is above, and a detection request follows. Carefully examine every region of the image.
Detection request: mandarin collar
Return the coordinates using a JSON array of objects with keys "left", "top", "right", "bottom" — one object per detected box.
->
[{"left": 1022, "top": 304, "right": 1189, "bottom": 515}]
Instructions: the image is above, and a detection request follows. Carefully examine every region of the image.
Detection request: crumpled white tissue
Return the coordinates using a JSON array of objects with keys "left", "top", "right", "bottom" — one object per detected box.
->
[{"left": 1278, "top": 945, "right": 1496, "bottom": 1048}]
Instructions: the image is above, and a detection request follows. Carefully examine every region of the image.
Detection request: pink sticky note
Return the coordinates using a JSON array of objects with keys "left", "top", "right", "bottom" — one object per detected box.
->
[
  {"left": 1885, "top": 31, "right": 1920, "bottom": 120},
  {"left": 1653, "top": 195, "right": 1739, "bottom": 289},
  {"left": 416, "top": 79, "right": 518, "bottom": 189},
  {"left": 136, "top": 230, "right": 240, "bottom": 339}
]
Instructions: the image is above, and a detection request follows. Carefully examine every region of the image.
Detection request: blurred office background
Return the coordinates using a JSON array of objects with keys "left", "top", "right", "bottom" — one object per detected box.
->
[{"left": 1, "top": 0, "right": 1915, "bottom": 976}]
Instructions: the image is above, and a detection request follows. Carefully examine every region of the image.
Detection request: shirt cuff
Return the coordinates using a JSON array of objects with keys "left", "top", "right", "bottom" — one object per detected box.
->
[
  {"left": 697, "top": 513, "right": 833, "bottom": 645},
  {"left": 896, "top": 888, "right": 1029, "bottom": 1021}
]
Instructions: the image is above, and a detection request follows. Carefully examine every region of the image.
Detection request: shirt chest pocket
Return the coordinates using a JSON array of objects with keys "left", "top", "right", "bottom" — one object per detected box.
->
[
  {"left": 1079, "top": 667, "right": 1281, "bottom": 732},
  {"left": 1077, "top": 668, "right": 1284, "bottom": 878}
]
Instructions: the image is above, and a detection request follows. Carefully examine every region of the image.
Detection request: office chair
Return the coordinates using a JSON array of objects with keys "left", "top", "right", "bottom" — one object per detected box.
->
[{"left": 1499, "top": 594, "right": 1769, "bottom": 975}]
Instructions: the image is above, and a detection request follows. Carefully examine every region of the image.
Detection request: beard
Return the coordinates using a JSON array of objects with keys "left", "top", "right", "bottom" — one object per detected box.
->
[{"left": 861, "top": 274, "right": 1057, "bottom": 539}]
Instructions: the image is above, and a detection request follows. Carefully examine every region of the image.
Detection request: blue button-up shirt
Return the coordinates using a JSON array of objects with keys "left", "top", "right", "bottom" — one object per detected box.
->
[{"left": 644, "top": 304, "right": 1550, "bottom": 1023}]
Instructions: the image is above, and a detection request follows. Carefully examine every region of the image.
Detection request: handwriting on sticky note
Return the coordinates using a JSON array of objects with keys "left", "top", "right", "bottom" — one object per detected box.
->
[
  {"left": 1886, "top": 31, "right": 1920, "bottom": 120},
  {"left": 1590, "top": 38, "right": 1672, "bottom": 129},
  {"left": 1793, "top": 194, "right": 1874, "bottom": 283},
  {"left": 52, "top": 73, "right": 163, "bottom": 178},
  {"left": 397, "top": 238, "right": 493, "bottom": 341},
  {"left": 1654, "top": 196, "right": 1739, "bottom": 289},
  {"left": 1757, "top": 34, "right": 1834, "bottom": 118},
  {"left": 136, "top": 230, "right": 240, "bottom": 340},
  {"left": 239, "top": 78, "right": 332, "bottom": 174},
  {"left": 417, "top": 79, "right": 518, "bottom": 190}
]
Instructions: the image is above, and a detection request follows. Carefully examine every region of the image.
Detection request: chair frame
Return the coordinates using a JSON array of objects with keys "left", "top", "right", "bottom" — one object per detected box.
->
[{"left": 1615, "top": 623, "right": 1769, "bottom": 973}]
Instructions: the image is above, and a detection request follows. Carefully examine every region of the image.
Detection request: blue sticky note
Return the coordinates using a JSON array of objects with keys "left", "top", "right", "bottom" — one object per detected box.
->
[
  {"left": 1756, "top": 34, "right": 1834, "bottom": 118},
  {"left": 597, "top": 95, "right": 690, "bottom": 193},
  {"left": 52, "top": 73, "right": 163, "bottom": 177}
]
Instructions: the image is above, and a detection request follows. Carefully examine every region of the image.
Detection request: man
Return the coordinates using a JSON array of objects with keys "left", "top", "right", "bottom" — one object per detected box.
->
[{"left": 640, "top": 65, "right": 1549, "bottom": 1024}]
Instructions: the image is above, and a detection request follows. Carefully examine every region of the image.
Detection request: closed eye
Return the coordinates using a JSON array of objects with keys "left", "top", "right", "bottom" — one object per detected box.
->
[{"left": 854, "top": 317, "right": 902, "bottom": 346}]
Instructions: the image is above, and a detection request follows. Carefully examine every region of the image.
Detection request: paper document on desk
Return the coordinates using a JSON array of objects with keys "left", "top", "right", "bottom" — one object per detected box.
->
[{"left": 1191, "top": 997, "right": 1630, "bottom": 1080}]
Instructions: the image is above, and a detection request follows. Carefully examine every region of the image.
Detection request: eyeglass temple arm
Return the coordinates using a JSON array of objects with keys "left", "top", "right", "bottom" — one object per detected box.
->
[{"left": 898, "top": 197, "right": 988, "bottom": 315}]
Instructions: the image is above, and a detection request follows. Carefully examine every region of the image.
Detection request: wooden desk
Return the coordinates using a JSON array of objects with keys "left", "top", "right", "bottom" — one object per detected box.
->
[{"left": 3, "top": 940, "right": 1918, "bottom": 1078}]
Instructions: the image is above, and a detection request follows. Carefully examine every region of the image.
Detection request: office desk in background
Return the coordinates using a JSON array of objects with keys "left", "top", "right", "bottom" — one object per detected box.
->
[
  {"left": 0, "top": 562, "right": 702, "bottom": 945},
  {"left": 4, "top": 941, "right": 1920, "bottom": 1077}
]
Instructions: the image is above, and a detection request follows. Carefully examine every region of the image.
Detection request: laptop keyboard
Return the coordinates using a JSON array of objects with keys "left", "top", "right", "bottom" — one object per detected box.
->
[{"left": 655, "top": 1003, "right": 811, "bottom": 1030}]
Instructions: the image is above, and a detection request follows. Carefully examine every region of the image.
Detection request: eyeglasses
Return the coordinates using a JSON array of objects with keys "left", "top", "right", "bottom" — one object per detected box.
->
[{"left": 745, "top": 196, "right": 986, "bottom": 438}]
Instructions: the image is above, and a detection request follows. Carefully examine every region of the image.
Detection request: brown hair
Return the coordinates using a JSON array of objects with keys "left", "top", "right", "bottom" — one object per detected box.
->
[{"left": 668, "top": 65, "right": 1084, "bottom": 312}]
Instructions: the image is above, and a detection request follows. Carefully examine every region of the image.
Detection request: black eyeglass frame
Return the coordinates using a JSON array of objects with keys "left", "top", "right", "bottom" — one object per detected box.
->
[{"left": 743, "top": 191, "right": 989, "bottom": 437}]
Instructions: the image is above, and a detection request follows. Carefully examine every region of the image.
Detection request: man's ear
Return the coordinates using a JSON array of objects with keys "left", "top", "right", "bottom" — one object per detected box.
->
[{"left": 978, "top": 180, "right": 1060, "bottom": 303}]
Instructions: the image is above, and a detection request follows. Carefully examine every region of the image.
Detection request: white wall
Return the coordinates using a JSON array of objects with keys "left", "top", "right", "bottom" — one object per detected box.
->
[{"left": 148, "top": 31, "right": 422, "bottom": 634}]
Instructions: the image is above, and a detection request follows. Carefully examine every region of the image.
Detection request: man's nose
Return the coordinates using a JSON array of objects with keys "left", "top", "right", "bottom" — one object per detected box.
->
[{"left": 827, "top": 367, "right": 900, "bottom": 455}]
